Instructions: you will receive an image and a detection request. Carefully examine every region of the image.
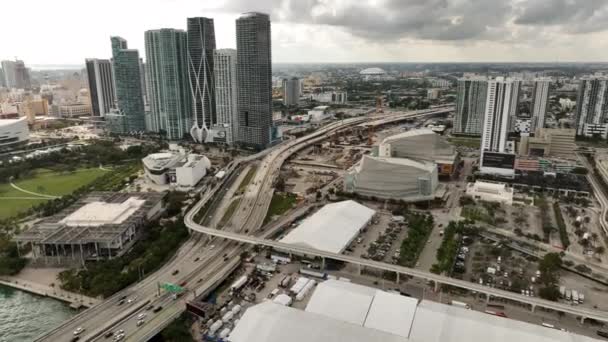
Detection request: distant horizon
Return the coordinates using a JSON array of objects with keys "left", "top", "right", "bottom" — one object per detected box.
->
[{"left": 26, "top": 61, "right": 608, "bottom": 71}]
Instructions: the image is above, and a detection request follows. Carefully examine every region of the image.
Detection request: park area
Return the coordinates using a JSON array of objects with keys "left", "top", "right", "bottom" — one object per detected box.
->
[{"left": 0, "top": 167, "right": 108, "bottom": 219}]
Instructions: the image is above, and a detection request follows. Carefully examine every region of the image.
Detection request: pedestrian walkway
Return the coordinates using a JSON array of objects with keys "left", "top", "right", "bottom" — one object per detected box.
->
[
  {"left": 0, "top": 276, "right": 100, "bottom": 308},
  {"left": 10, "top": 182, "right": 59, "bottom": 199}
]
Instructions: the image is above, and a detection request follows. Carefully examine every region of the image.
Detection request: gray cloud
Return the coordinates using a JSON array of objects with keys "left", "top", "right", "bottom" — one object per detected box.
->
[
  {"left": 209, "top": 0, "right": 608, "bottom": 42},
  {"left": 514, "top": 0, "right": 608, "bottom": 34}
]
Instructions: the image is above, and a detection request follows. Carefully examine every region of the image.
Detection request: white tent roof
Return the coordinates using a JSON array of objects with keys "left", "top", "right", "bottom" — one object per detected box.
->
[
  {"left": 227, "top": 301, "right": 405, "bottom": 342},
  {"left": 306, "top": 279, "right": 377, "bottom": 326},
  {"left": 306, "top": 280, "right": 419, "bottom": 338},
  {"left": 280, "top": 200, "right": 375, "bottom": 254},
  {"left": 272, "top": 293, "right": 292, "bottom": 306},
  {"left": 230, "top": 280, "right": 602, "bottom": 342},
  {"left": 409, "top": 300, "right": 599, "bottom": 342}
]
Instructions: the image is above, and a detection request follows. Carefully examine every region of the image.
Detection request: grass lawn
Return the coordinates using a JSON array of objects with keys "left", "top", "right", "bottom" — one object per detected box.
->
[
  {"left": 238, "top": 165, "right": 258, "bottom": 193},
  {"left": 219, "top": 198, "right": 241, "bottom": 228},
  {"left": 0, "top": 168, "right": 108, "bottom": 219},
  {"left": 263, "top": 193, "right": 298, "bottom": 225}
]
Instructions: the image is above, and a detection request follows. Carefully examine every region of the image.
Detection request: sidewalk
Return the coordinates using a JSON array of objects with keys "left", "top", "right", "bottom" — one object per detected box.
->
[{"left": 0, "top": 276, "right": 100, "bottom": 308}]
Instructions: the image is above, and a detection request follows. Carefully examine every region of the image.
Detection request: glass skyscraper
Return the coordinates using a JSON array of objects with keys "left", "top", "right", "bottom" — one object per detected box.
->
[
  {"left": 145, "top": 29, "right": 192, "bottom": 141},
  {"left": 107, "top": 36, "right": 145, "bottom": 134},
  {"left": 187, "top": 17, "right": 216, "bottom": 143},
  {"left": 236, "top": 12, "right": 273, "bottom": 150}
]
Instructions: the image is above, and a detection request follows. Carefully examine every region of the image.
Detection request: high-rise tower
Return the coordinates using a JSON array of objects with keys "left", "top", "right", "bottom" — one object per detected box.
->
[
  {"left": 145, "top": 29, "right": 191, "bottom": 141},
  {"left": 454, "top": 77, "right": 488, "bottom": 136},
  {"left": 282, "top": 77, "right": 300, "bottom": 106},
  {"left": 575, "top": 77, "right": 608, "bottom": 138},
  {"left": 236, "top": 12, "right": 273, "bottom": 149},
  {"left": 85, "top": 59, "right": 116, "bottom": 117},
  {"left": 187, "top": 17, "right": 216, "bottom": 143},
  {"left": 531, "top": 78, "right": 551, "bottom": 132},
  {"left": 214, "top": 49, "right": 238, "bottom": 145},
  {"left": 107, "top": 36, "right": 145, "bottom": 134}
]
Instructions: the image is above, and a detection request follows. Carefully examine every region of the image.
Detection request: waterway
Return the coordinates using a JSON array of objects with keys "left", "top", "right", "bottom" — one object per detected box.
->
[{"left": 0, "top": 284, "right": 76, "bottom": 342}]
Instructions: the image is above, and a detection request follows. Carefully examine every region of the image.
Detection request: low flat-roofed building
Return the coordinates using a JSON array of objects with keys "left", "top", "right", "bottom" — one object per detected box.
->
[
  {"left": 466, "top": 181, "right": 513, "bottom": 205},
  {"left": 523, "top": 128, "right": 576, "bottom": 159},
  {"left": 345, "top": 155, "right": 438, "bottom": 202},
  {"left": 14, "top": 192, "right": 165, "bottom": 265},
  {"left": 279, "top": 200, "right": 375, "bottom": 254}
]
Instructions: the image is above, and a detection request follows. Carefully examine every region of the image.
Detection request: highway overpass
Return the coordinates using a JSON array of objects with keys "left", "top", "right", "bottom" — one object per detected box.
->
[{"left": 184, "top": 222, "right": 608, "bottom": 324}]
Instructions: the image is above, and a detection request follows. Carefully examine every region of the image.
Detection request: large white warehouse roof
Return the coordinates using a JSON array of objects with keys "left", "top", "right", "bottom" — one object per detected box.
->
[
  {"left": 230, "top": 280, "right": 601, "bottom": 342},
  {"left": 279, "top": 200, "right": 375, "bottom": 254},
  {"left": 360, "top": 67, "right": 386, "bottom": 75},
  {"left": 228, "top": 301, "right": 404, "bottom": 342}
]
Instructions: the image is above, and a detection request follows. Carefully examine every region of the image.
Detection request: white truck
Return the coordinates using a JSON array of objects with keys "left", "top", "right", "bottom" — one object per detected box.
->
[
  {"left": 559, "top": 286, "right": 566, "bottom": 298},
  {"left": 565, "top": 290, "right": 572, "bottom": 302},
  {"left": 451, "top": 300, "right": 471, "bottom": 309},
  {"left": 572, "top": 290, "right": 579, "bottom": 304}
]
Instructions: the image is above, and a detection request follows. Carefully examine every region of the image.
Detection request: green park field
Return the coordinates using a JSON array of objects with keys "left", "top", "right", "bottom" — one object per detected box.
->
[{"left": 0, "top": 168, "right": 108, "bottom": 219}]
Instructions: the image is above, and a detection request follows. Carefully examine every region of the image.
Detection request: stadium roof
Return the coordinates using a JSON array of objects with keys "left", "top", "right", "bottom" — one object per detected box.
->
[
  {"left": 360, "top": 67, "right": 386, "bottom": 75},
  {"left": 359, "top": 155, "right": 437, "bottom": 173},
  {"left": 0, "top": 116, "right": 27, "bottom": 127},
  {"left": 229, "top": 279, "right": 601, "bottom": 342},
  {"left": 279, "top": 200, "right": 375, "bottom": 254}
]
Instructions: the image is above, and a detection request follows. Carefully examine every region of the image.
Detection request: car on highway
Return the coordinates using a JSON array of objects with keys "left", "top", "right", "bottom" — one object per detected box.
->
[
  {"left": 136, "top": 319, "right": 146, "bottom": 327},
  {"left": 145, "top": 304, "right": 154, "bottom": 310},
  {"left": 117, "top": 299, "right": 125, "bottom": 306},
  {"left": 172, "top": 269, "right": 179, "bottom": 276},
  {"left": 153, "top": 306, "right": 163, "bottom": 313},
  {"left": 71, "top": 337, "right": 80, "bottom": 342},
  {"left": 104, "top": 331, "right": 114, "bottom": 339},
  {"left": 137, "top": 313, "right": 147, "bottom": 320},
  {"left": 113, "top": 333, "right": 125, "bottom": 341},
  {"left": 127, "top": 296, "right": 137, "bottom": 304},
  {"left": 194, "top": 257, "right": 200, "bottom": 262},
  {"left": 73, "top": 327, "right": 85, "bottom": 335}
]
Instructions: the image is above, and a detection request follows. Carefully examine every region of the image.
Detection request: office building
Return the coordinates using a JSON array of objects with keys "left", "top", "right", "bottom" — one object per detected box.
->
[
  {"left": 454, "top": 77, "right": 487, "bottom": 135},
  {"left": 575, "top": 77, "right": 608, "bottom": 138},
  {"left": 520, "top": 128, "right": 576, "bottom": 159},
  {"left": 531, "top": 78, "right": 551, "bottom": 131},
  {"left": 213, "top": 49, "right": 238, "bottom": 144},
  {"left": 481, "top": 77, "right": 519, "bottom": 154},
  {"left": 236, "top": 12, "right": 273, "bottom": 149},
  {"left": 145, "top": 29, "right": 191, "bottom": 141},
  {"left": 282, "top": 77, "right": 300, "bottom": 106},
  {"left": 480, "top": 77, "right": 519, "bottom": 176},
  {"left": 187, "top": 17, "right": 217, "bottom": 143},
  {"left": 85, "top": 59, "right": 116, "bottom": 117},
  {"left": 139, "top": 59, "right": 149, "bottom": 108},
  {"left": 310, "top": 91, "right": 347, "bottom": 104},
  {"left": 0, "top": 68, "right": 5, "bottom": 88},
  {"left": 1, "top": 60, "right": 30, "bottom": 89},
  {"left": 108, "top": 36, "right": 145, "bottom": 134}
]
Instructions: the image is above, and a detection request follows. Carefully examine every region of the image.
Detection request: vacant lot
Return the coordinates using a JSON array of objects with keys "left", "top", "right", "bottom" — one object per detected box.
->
[{"left": 0, "top": 168, "right": 108, "bottom": 219}]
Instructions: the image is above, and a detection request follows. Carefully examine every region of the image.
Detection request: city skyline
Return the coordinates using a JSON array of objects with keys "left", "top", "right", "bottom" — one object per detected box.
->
[{"left": 5, "top": 0, "right": 608, "bottom": 65}]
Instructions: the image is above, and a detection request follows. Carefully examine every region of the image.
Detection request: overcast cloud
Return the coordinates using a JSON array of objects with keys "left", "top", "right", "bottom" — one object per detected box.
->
[{"left": 2, "top": 0, "right": 608, "bottom": 65}]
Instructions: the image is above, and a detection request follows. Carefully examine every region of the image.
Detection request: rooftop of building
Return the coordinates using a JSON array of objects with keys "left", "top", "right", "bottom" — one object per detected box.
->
[
  {"left": 279, "top": 200, "right": 375, "bottom": 254},
  {"left": 0, "top": 116, "right": 27, "bottom": 127},
  {"left": 229, "top": 279, "right": 600, "bottom": 342},
  {"left": 15, "top": 192, "right": 165, "bottom": 245},
  {"left": 359, "top": 155, "right": 437, "bottom": 173}
]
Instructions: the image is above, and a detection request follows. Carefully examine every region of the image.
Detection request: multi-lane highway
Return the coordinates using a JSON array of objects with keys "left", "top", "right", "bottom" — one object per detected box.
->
[{"left": 37, "top": 107, "right": 454, "bottom": 342}]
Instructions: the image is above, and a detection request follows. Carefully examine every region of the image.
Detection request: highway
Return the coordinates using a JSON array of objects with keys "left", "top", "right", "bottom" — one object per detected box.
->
[
  {"left": 183, "top": 222, "right": 608, "bottom": 324},
  {"left": 37, "top": 107, "right": 454, "bottom": 342}
]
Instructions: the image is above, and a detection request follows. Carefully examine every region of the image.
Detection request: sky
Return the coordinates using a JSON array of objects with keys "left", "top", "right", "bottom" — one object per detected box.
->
[{"left": 3, "top": 0, "right": 608, "bottom": 66}]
